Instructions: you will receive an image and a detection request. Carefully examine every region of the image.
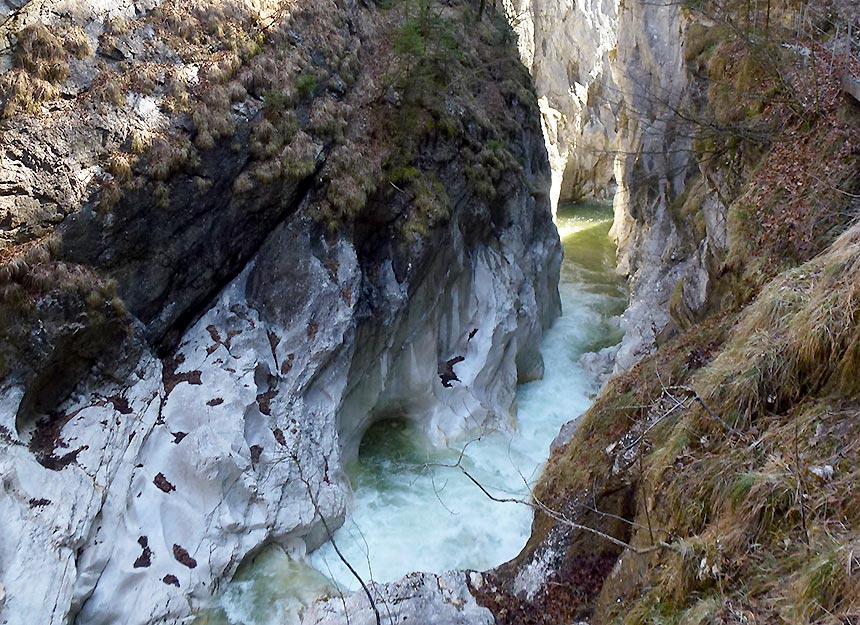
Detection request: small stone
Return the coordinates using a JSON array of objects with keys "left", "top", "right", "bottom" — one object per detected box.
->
[
  {"left": 809, "top": 465, "right": 834, "bottom": 481},
  {"left": 384, "top": 86, "right": 402, "bottom": 106}
]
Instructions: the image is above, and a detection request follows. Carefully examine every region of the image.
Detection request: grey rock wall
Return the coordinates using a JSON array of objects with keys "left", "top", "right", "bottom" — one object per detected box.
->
[
  {"left": 507, "top": 0, "right": 728, "bottom": 368},
  {"left": 504, "top": 0, "right": 620, "bottom": 209},
  {"left": 609, "top": 1, "right": 727, "bottom": 368}
]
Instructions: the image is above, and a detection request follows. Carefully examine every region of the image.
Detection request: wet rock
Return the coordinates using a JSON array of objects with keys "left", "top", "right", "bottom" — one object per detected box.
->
[
  {"left": 550, "top": 420, "right": 578, "bottom": 453},
  {"left": 302, "top": 571, "right": 494, "bottom": 625},
  {"left": 476, "top": 481, "right": 635, "bottom": 625},
  {"left": 510, "top": 0, "right": 729, "bottom": 372},
  {"left": 579, "top": 344, "right": 620, "bottom": 387}
]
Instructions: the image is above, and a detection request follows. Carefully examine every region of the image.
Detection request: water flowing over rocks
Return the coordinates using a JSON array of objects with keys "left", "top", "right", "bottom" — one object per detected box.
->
[{"left": 0, "top": 1, "right": 560, "bottom": 623}]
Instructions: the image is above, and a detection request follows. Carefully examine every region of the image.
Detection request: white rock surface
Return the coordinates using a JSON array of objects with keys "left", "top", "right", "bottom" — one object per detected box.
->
[
  {"left": 301, "top": 571, "right": 494, "bottom": 625},
  {"left": 72, "top": 227, "right": 359, "bottom": 624},
  {"left": 0, "top": 172, "right": 558, "bottom": 625},
  {"left": 0, "top": 354, "right": 164, "bottom": 625},
  {"left": 504, "top": 0, "right": 620, "bottom": 210}
]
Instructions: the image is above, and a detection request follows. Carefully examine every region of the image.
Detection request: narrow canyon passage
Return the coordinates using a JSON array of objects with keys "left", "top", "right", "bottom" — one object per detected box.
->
[{"left": 207, "top": 202, "right": 626, "bottom": 625}]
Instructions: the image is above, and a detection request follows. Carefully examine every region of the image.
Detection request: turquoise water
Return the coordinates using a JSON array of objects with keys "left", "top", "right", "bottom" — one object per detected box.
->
[{"left": 204, "top": 201, "right": 626, "bottom": 624}]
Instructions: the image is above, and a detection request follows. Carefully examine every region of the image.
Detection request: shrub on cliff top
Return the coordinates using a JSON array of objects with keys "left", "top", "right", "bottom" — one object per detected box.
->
[
  {"left": 280, "top": 130, "right": 318, "bottom": 178},
  {"left": 321, "top": 144, "right": 380, "bottom": 226},
  {"left": 403, "top": 174, "right": 451, "bottom": 238}
]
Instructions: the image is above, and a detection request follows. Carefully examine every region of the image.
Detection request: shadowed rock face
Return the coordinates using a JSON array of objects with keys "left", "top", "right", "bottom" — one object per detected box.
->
[
  {"left": 58, "top": 118, "right": 316, "bottom": 350},
  {"left": 0, "top": 1, "right": 560, "bottom": 624}
]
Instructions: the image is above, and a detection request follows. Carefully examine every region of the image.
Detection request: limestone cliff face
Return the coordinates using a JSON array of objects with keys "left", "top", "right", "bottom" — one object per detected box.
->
[
  {"left": 608, "top": 1, "right": 725, "bottom": 368},
  {"left": 504, "top": 0, "right": 619, "bottom": 210},
  {"left": 0, "top": 2, "right": 560, "bottom": 623},
  {"left": 507, "top": 0, "right": 727, "bottom": 368}
]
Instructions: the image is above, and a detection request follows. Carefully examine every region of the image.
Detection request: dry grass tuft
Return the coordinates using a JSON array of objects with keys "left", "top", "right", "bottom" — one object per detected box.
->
[
  {"left": 309, "top": 97, "right": 350, "bottom": 143},
  {"left": 701, "top": 224, "right": 860, "bottom": 426},
  {"left": 89, "top": 70, "right": 129, "bottom": 106},
  {"left": 319, "top": 143, "right": 380, "bottom": 227},
  {"left": 63, "top": 27, "right": 93, "bottom": 59},
  {"left": 280, "top": 131, "right": 318, "bottom": 178},
  {"left": 402, "top": 174, "right": 451, "bottom": 237},
  {"left": 147, "top": 135, "right": 199, "bottom": 181},
  {"left": 0, "top": 71, "right": 59, "bottom": 118},
  {"left": 130, "top": 64, "right": 161, "bottom": 94},
  {"left": 199, "top": 52, "right": 241, "bottom": 84},
  {"left": 192, "top": 85, "right": 236, "bottom": 149},
  {"left": 560, "top": 219, "right": 860, "bottom": 624},
  {"left": 0, "top": 22, "right": 86, "bottom": 117},
  {"left": 98, "top": 179, "right": 123, "bottom": 213},
  {"left": 128, "top": 129, "right": 153, "bottom": 154},
  {"left": 105, "top": 152, "right": 133, "bottom": 181},
  {"left": 13, "top": 23, "right": 69, "bottom": 83}
]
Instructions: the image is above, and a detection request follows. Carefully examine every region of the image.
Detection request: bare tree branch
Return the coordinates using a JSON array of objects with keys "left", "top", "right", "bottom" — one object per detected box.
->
[{"left": 289, "top": 449, "right": 382, "bottom": 625}]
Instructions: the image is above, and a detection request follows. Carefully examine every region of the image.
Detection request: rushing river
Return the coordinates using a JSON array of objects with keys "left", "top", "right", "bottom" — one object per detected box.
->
[{"left": 203, "top": 201, "right": 626, "bottom": 625}]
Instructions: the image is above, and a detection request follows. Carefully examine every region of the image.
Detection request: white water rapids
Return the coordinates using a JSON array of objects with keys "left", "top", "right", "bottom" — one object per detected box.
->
[{"left": 202, "top": 201, "right": 626, "bottom": 625}]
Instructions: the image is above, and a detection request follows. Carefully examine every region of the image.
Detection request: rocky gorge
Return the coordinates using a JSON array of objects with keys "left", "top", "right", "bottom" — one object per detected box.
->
[
  {"left": 3, "top": 0, "right": 860, "bottom": 623},
  {"left": 0, "top": 1, "right": 559, "bottom": 623}
]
